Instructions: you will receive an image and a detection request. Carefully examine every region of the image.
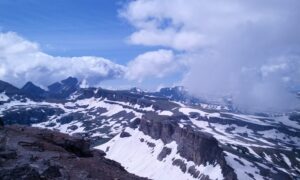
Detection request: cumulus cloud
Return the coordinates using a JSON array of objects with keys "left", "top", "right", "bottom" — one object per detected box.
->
[
  {"left": 125, "top": 49, "right": 180, "bottom": 82},
  {"left": 122, "top": 0, "right": 300, "bottom": 112},
  {"left": 0, "top": 32, "right": 125, "bottom": 87}
]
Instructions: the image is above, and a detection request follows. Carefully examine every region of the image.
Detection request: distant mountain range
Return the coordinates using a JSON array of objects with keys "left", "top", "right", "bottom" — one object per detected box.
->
[{"left": 0, "top": 77, "right": 299, "bottom": 180}]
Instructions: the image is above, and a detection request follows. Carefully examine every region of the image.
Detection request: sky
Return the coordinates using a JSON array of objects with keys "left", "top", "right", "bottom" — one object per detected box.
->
[
  {"left": 0, "top": 0, "right": 183, "bottom": 89},
  {"left": 0, "top": 0, "right": 299, "bottom": 112},
  {"left": 0, "top": 0, "right": 144, "bottom": 60}
]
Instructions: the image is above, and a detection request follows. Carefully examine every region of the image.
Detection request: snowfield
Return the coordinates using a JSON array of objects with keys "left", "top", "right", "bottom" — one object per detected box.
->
[{"left": 96, "top": 127, "right": 224, "bottom": 180}]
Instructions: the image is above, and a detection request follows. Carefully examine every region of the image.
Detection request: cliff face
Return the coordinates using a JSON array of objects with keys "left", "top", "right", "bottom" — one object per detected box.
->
[
  {"left": 138, "top": 118, "right": 237, "bottom": 180},
  {"left": 0, "top": 124, "right": 146, "bottom": 180}
]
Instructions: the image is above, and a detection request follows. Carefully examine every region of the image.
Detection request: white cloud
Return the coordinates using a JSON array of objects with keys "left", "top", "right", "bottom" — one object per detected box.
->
[
  {"left": 129, "top": 29, "right": 207, "bottom": 51},
  {"left": 121, "top": 0, "right": 300, "bottom": 111},
  {"left": 121, "top": 0, "right": 268, "bottom": 51},
  {"left": 0, "top": 32, "right": 183, "bottom": 89},
  {"left": 125, "top": 49, "right": 179, "bottom": 82},
  {"left": 0, "top": 32, "right": 126, "bottom": 87}
]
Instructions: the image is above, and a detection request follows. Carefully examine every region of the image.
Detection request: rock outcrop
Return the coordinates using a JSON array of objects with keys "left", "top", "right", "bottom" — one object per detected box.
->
[
  {"left": 0, "top": 123, "right": 146, "bottom": 180},
  {"left": 138, "top": 116, "right": 237, "bottom": 180}
]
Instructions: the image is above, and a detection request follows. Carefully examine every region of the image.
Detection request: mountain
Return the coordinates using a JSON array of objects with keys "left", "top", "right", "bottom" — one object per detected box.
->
[
  {"left": 155, "top": 86, "right": 198, "bottom": 103},
  {"left": 0, "top": 78, "right": 299, "bottom": 180},
  {"left": 21, "top": 81, "right": 47, "bottom": 100},
  {"left": 0, "top": 80, "right": 25, "bottom": 104},
  {"left": 47, "top": 76, "right": 79, "bottom": 99},
  {"left": 0, "top": 123, "right": 146, "bottom": 180},
  {"left": 0, "top": 80, "right": 21, "bottom": 97}
]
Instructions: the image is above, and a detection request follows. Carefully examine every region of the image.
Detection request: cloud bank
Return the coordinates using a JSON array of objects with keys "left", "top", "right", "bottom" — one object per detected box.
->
[
  {"left": 0, "top": 32, "right": 179, "bottom": 88},
  {"left": 0, "top": 32, "right": 126, "bottom": 87},
  {"left": 125, "top": 49, "right": 180, "bottom": 82},
  {"left": 122, "top": 0, "right": 300, "bottom": 112}
]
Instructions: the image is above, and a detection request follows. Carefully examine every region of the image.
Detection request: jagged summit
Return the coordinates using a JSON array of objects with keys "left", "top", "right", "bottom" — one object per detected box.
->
[
  {"left": 0, "top": 80, "right": 20, "bottom": 95},
  {"left": 48, "top": 76, "right": 79, "bottom": 91},
  {"left": 47, "top": 77, "right": 79, "bottom": 98},
  {"left": 21, "top": 81, "right": 47, "bottom": 100}
]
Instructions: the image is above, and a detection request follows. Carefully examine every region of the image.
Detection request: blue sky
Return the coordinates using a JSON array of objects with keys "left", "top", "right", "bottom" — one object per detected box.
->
[{"left": 0, "top": 0, "right": 154, "bottom": 64}]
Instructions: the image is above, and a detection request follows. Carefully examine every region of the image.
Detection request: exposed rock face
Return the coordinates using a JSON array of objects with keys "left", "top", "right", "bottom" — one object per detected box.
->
[
  {"left": 48, "top": 76, "right": 79, "bottom": 99},
  {"left": 139, "top": 117, "right": 237, "bottom": 180},
  {"left": 0, "top": 80, "right": 20, "bottom": 96},
  {"left": 0, "top": 124, "right": 147, "bottom": 180},
  {"left": 21, "top": 81, "right": 47, "bottom": 100},
  {"left": 157, "top": 147, "right": 172, "bottom": 161},
  {"left": 120, "top": 131, "right": 132, "bottom": 138},
  {"left": 3, "top": 106, "right": 64, "bottom": 125},
  {"left": 153, "top": 86, "right": 202, "bottom": 104}
]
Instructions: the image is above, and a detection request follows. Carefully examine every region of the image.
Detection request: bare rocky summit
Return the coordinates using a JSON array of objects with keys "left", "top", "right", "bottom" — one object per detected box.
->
[{"left": 0, "top": 121, "right": 146, "bottom": 180}]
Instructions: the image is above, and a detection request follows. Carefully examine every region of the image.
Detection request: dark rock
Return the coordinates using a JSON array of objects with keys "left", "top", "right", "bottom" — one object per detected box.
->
[
  {"left": 48, "top": 77, "right": 79, "bottom": 99},
  {"left": 68, "top": 125, "right": 78, "bottom": 131},
  {"left": 0, "top": 117, "right": 4, "bottom": 127},
  {"left": 18, "top": 141, "right": 44, "bottom": 152},
  {"left": 199, "top": 174, "right": 210, "bottom": 180},
  {"left": 188, "top": 165, "right": 200, "bottom": 178},
  {"left": 157, "top": 147, "right": 172, "bottom": 161},
  {"left": 0, "top": 150, "right": 17, "bottom": 159},
  {"left": 57, "top": 115, "right": 74, "bottom": 124},
  {"left": 0, "top": 164, "right": 42, "bottom": 180},
  {"left": 1, "top": 125, "right": 147, "bottom": 180},
  {"left": 146, "top": 142, "right": 156, "bottom": 148},
  {"left": 0, "top": 80, "right": 21, "bottom": 96},
  {"left": 77, "top": 88, "right": 96, "bottom": 99},
  {"left": 139, "top": 117, "right": 238, "bottom": 180},
  {"left": 129, "top": 118, "right": 141, "bottom": 129},
  {"left": 91, "top": 149, "right": 106, "bottom": 157},
  {"left": 172, "top": 159, "right": 187, "bottom": 172},
  {"left": 289, "top": 112, "right": 300, "bottom": 121},
  {"left": 42, "top": 165, "right": 62, "bottom": 178},
  {"left": 152, "top": 86, "right": 203, "bottom": 104},
  {"left": 2, "top": 107, "right": 64, "bottom": 125},
  {"left": 45, "top": 122, "right": 56, "bottom": 127},
  {"left": 56, "top": 112, "right": 83, "bottom": 125},
  {"left": 120, "top": 131, "right": 131, "bottom": 138},
  {"left": 21, "top": 82, "right": 47, "bottom": 100}
]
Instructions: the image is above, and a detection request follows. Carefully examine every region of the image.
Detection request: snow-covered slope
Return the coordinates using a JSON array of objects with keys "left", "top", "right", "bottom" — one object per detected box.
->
[
  {"left": 95, "top": 108, "right": 299, "bottom": 180},
  {"left": 97, "top": 127, "right": 224, "bottom": 180}
]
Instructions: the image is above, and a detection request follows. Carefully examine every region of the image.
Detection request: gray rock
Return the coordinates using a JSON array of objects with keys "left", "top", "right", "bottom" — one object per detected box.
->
[
  {"left": 120, "top": 131, "right": 131, "bottom": 138},
  {"left": 157, "top": 147, "right": 172, "bottom": 161},
  {"left": 172, "top": 159, "right": 187, "bottom": 172},
  {"left": 139, "top": 117, "right": 237, "bottom": 180},
  {"left": 0, "top": 125, "right": 148, "bottom": 180}
]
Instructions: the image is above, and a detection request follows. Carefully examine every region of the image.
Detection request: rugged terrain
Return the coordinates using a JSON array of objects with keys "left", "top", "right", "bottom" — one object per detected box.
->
[
  {"left": 0, "top": 77, "right": 299, "bottom": 180},
  {"left": 0, "top": 122, "right": 146, "bottom": 180}
]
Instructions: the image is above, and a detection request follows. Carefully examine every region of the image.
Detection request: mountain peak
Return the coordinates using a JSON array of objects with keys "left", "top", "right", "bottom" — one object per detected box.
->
[
  {"left": 130, "top": 87, "right": 143, "bottom": 93},
  {"left": 0, "top": 80, "right": 20, "bottom": 95},
  {"left": 61, "top": 77, "right": 78, "bottom": 86},
  {"left": 21, "top": 81, "right": 46, "bottom": 99},
  {"left": 22, "top": 81, "right": 43, "bottom": 91},
  {"left": 47, "top": 77, "right": 79, "bottom": 98}
]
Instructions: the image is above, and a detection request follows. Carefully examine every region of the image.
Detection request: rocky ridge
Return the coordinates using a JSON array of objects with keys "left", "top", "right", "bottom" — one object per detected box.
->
[
  {"left": 138, "top": 117, "right": 237, "bottom": 179},
  {"left": 0, "top": 120, "right": 146, "bottom": 180}
]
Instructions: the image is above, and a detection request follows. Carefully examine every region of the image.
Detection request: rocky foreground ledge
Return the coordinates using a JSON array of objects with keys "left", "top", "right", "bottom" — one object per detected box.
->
[{"left": 0, "top": 123, "right": 147, "bottom": 180}]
